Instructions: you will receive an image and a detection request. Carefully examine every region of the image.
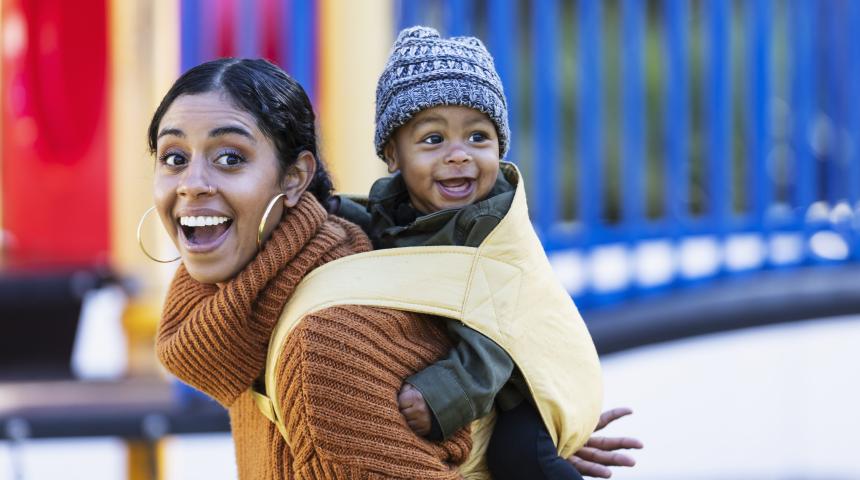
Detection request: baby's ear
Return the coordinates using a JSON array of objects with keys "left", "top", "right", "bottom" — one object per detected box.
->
[{"left": 383, "top": 143, "right": 399, "bottom": 174}]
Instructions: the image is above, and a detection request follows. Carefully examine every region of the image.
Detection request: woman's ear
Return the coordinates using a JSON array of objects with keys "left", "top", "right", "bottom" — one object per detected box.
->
[
  {"left": 281, "top": 151, "right": 316, "bottom": 208},
  {"left": 383, "top": 142, "right": 399, "bottom": 174}
]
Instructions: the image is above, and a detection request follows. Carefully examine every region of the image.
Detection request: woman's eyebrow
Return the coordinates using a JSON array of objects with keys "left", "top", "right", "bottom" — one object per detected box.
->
[
  {"left": 209, "top": 126, "right": 256, "bottom": 142},
  {"left": 157, "top": 128, "right": 184, "bottom": 140}
]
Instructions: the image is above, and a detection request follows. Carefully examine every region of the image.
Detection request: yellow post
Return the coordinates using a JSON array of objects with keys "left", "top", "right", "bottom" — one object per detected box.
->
[
  {"left": 108, "top": 0, "right": 181, "bottom": 278},
  {"left": 127, "top": 440, "right": 159, "bottom": 480},
  {"left": 108, "top": 0, "right": 180, "bottom": 478},
  {"left": 319, "top": 0, "right": 392, "bottom": 195},
  {"left": 108, "top": 0, "right": 181, "bottom": 373}
]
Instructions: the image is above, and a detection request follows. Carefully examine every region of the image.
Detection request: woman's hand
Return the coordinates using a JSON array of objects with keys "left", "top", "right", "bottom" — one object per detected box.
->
[
  {"left": 398, "top": 383, "right": 432, "bottom": 436},
  {"left": 567, "top": 407, "right": 643, "bottom": 478}
]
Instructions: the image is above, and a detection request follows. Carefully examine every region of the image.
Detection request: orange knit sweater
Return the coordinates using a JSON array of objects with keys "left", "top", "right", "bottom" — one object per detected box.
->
[{"left": 157, "top": 194, "right": 471, "bottom": 479}]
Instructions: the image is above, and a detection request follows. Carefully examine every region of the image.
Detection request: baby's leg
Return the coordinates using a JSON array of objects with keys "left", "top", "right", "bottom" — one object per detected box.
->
[{"left": 486, "top": 401, "right": 584, "bottom": 480}]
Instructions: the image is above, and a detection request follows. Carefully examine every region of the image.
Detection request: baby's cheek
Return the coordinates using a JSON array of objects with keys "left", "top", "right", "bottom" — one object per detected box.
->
[{"left": 477, "top": 178, "right": 496, "bottom": 198}]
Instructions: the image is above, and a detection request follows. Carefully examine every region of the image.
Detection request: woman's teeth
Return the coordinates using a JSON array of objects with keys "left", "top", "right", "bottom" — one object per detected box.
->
[{"left": 180, "top": 216, "right": 231, "bottom": 227}]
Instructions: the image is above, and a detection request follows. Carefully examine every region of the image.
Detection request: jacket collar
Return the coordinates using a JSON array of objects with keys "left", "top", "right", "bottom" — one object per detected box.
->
[{"left": 368, "top": 166, "right": 516, "bottom": 235}]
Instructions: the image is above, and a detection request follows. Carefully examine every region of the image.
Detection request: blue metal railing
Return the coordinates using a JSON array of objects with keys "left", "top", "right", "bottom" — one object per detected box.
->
[
  {"left": 180, "top": 0, "right": 317, "bottom": 101},
  {"left": 179, "top": 1, "right": 860, "bottom": 308},
  {"left": 395, "top": 0, "right": 860, "bottom": 308}
]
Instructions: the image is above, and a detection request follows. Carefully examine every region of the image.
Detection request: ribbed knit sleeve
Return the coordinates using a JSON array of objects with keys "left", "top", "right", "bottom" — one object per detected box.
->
[{"left": 274, "top": 305, "right": 472, "bottom": 479}]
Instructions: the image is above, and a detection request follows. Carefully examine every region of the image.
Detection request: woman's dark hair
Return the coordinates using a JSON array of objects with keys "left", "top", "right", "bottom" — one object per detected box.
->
[{"left": 147, "top": 58, "right": 333, "bottom": 204}]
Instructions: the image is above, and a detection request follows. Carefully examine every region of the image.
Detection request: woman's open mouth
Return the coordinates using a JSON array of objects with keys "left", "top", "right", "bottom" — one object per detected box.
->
[
  {"left": 178, "top": 215, "right": 233, "bottom": 253},
  {"left": 436, "top": 178, "right": 476, "bottom": 200}
]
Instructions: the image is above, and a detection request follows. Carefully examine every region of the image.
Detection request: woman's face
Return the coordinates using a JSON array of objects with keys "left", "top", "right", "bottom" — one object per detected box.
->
[{"left": 153, "top": 91, "right": 289, "bottom": 284}]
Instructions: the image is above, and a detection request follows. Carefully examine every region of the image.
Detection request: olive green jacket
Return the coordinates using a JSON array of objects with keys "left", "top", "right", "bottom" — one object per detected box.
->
[{"left": 335, "top": 170, "right": 527, "bottom": 440}]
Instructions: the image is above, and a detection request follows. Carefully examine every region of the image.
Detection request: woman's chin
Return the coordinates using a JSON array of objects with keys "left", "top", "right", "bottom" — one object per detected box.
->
[{"left": 182, "top": 261, "right": 234, "bottom": 285}]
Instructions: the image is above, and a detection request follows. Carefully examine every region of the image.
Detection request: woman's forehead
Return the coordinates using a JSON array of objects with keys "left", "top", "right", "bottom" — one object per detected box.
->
[{"left": 158, "top": 91, "right": 259, "bottom": 137}]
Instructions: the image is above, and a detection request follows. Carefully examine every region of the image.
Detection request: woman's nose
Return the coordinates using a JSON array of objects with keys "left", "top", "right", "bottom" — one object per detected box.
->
[{"left": 177, "top": 158, "right": 214, "bottom": 198}]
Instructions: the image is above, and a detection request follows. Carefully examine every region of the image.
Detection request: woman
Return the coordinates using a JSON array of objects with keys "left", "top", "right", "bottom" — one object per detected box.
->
[{"left": 147, "top": 58, "right": 639, "bottom": 479}]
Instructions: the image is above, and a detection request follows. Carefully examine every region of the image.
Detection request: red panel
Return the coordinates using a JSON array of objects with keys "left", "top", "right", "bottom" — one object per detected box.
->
[
  {"left": 1, "top": 0, "right": 110, "bottom": 268},
  {"left": 260, "top": 0, "right": 281, "bottom": 64},
  {"left": 215, "top": 0, "right": 236, "bottom": 58}
]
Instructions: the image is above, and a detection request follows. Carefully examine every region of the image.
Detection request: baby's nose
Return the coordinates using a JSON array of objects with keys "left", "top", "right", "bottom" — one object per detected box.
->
[{"left": 444, "top": 147, "right": 472, "bottom": 164}]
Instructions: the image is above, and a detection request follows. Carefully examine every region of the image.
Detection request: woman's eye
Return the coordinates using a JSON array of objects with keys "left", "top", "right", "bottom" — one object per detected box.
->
[
  {"left": 469, "top": 132, "right": 489, "bottom": 143},
  {"left": 422, "top": 134, "right": 443, "bottom": 145},
  {"left": 161, "top": 153, "right": 186, "bottom": 167},
  {"left": 214, "top": 152, "right": 245, "bottom": 167}
]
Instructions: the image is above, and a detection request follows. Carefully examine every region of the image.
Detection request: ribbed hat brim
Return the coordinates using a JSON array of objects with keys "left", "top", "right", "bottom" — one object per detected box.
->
[{"left": 374, "top": 77, "right": 510, "bottom": 159}]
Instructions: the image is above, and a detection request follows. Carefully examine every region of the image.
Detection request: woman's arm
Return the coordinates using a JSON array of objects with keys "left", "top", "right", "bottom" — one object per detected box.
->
[{"left": 273, "top": 305, "right": 472, "bottom": 478}]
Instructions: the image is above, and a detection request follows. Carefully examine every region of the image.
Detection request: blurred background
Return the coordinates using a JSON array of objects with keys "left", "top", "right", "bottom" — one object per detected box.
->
[{"left": 0, "top": 0, "right": 858, "bottom": 479}]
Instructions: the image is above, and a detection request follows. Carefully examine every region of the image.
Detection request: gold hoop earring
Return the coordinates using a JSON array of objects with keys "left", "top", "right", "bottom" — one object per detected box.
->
[
  {"left": 258, "top": 193, "right": 287, "bottom": 251},
  {"left": 137, "top": 206, "right": 180, "bottom": 263}
]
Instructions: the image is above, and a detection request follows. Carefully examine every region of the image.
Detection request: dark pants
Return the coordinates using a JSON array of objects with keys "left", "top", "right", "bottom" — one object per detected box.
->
[{"left": 486, "top": 401, "right": 584, "bottom": 480}]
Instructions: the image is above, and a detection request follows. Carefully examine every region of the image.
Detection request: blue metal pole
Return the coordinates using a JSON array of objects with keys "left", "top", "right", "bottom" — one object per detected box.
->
[
  {"left": 848, "top": 0, "right": 860, "bottom": 260},
  {"left": 533, "top": 0, "right": 560, "bottom": 231},
  {"left": 445, "top": 0, "right": 471, "bottom": 36},
  {"left": 290, "top": 0, "right": 315, "bottom": 102},
  {"left": 279, "top": 0, "right": 291, "bottom": 68},
  {"left": 488, "top": 0, "right": 517, "bottom": 160},
  {"left": 791, "top": 0, "right": 816, "bottom": 216},
  {"left": 180, "top": 0, "right": 202, "bottom": 72},
  {"left": 237, "top": 0, "right": 260, "bottom": 58},
  {"left": 822, "top": 1, "right": 843, "bottom": 205},
  {"left": 578, "top": 0, "right": 603, "bottom": 230},
  {"left": 746, "top": 0, "right": 772, "bottom": 226},
  {"left": 398, "top": 0, "right": 422, "bottom": 31},
  {"left": 705, "top": 0, "right": 732, "bottom": 231},
  {"left": 200, "top": 0, "right": 219, "bottom": 62},
  {"left": 663, "top": 0, "right": 688, "bottom": 228},
  {"left": 621, "top": 0, "right": 645, "bottom": 229}
]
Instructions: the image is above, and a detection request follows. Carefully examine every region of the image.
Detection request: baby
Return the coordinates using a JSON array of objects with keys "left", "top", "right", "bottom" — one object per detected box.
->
[{"left": 334, "top": 26, "right": 589, "bottom": 480}]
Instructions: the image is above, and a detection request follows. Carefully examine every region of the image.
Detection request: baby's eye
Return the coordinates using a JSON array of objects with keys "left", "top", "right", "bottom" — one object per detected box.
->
[
  {"left": 422, "top": 134, "right": 443, "bottom": 145},
  {"left": 214, "top": 152, "right": 245, "bottom": 167},
  {"left": 469, "top": 132, "right": 489, "bottom": 143},
  {"left": 161, "top": 153, "right": 186, "bottom": 167}
]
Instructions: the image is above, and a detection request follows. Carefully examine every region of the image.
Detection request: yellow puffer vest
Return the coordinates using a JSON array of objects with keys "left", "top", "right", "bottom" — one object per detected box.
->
[{"left": 253, "top": 163, "right": 603, "bottom": 478}]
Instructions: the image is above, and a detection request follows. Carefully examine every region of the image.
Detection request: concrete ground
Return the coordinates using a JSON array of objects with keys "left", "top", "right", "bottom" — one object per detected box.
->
[{"left": 2, "top": 314, "right": 858, "bottom": 480}]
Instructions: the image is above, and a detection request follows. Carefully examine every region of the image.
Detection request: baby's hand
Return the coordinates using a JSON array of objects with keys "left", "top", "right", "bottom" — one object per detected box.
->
[{"left": 397, "top": 383, "right": 431, "bottom": 436}]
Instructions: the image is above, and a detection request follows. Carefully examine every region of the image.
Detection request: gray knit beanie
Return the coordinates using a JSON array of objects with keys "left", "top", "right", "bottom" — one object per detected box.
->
[{"left": 375, "top": 26, "right": 510, "bottom": 160}]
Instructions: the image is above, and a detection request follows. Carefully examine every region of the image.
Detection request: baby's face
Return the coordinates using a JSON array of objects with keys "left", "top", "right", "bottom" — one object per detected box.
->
[{"left": 385, "top": 105, "right": 500, "bottom": 214}]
